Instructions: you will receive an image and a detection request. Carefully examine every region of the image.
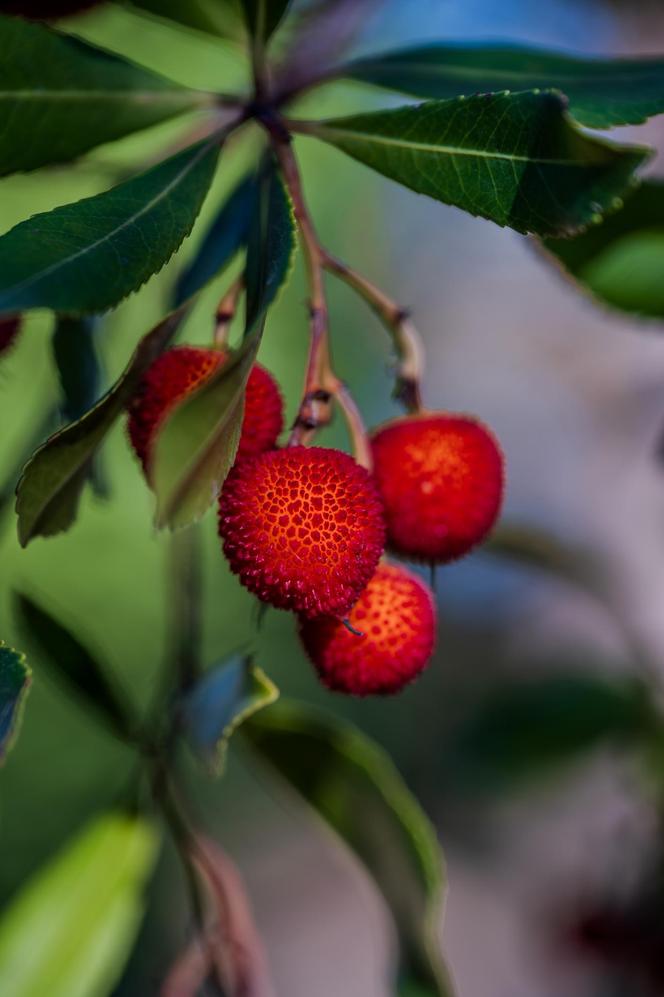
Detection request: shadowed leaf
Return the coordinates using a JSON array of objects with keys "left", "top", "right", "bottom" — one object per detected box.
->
[
  {"left": 181, "top": 655, "right": 278, "bottom": 772},
  {"left": 240, "top": 0, "right": 292, "bottom": 44},
  {"left": 15, "top": 593, "right": 134, "bottom": 739},
  {"left": 0, "top": 138, "right": 222, "bottom": 316},
  {"left": 127, "top": 0, "right": 243, "bottom": 38},
  {"left": 0, "top": 643, "right": 30, "bottom": 764},
  {"left": 0, "top": 14, "right": 211, "bottom": 176},
  {"left": 298, "top": 92, "right": 649, "bottom": 236},
  {"left": 15, "top": 307, "right": 186, "bottom": 546},
  {"left": 245, "top": 701, "right": 456, "bottom": 997},
  {"left": 0, "top": 811, "right": 158, "bottom": 997},
  {"left": 346, "top": 43, "right": 664, "bottom": 129}
]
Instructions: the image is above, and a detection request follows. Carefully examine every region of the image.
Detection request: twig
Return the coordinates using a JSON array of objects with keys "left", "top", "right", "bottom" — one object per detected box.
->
[
  {"left": 169, "top": 525, "right": 203, "bottom": 693},
  {"left": 213, "top": 277, "right": 244, "bottom": 348},
  {"left": 269, "top": 134, "right": 372, "bottom": 465}
]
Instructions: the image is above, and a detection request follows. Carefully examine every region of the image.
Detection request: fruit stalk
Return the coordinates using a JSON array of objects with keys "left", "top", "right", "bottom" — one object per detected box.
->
[
  {"left": 214, "top": 276, "right": 244, "bottom": 348},
  {"left": 270, "top": 135, "right": 371, "bottom": 466}
]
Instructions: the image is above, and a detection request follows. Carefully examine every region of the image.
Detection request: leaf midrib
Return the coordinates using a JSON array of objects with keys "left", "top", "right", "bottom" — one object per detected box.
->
[
  {"left": 312, "top": 122, "right": 604, "bottom": 167},
  {"left": 1, "top": 140, "right": 216, "bottom": 303}
]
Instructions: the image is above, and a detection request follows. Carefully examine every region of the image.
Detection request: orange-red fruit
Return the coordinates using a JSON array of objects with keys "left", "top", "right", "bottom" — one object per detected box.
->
[
  {"left": 0, "top": 315, "right": 20, "bottom": 357},
  {"left": 127, "top": 346, "right": 283, "bottom": 472},
  {"left": 371, "top": 413, "right": 504, "bottom": 563},
  {"left": 299, "top": 561, "right": 436, "bottom": 696},
  {"left": 218, "top": 447, "right": 386, "bottom": 619}
]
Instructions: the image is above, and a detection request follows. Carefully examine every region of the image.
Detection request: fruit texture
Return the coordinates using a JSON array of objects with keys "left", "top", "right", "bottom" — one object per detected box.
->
[
  {"left": 371, "top": 413, "right": 504, "bottom": 563},
  {"left": 299, "top": 561, "right": 436, "bottom": 695},
  {"left": 127, "top": 346, "right": 283, "bottom": 473},
  {"left": 218, "top": 446, "right": 386, "bottom": 619}
]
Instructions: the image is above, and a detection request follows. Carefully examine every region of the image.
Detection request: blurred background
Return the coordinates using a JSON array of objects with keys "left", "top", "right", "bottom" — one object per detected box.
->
[{"left": 3, "top": 0, "right": 664, "bottom": 994}]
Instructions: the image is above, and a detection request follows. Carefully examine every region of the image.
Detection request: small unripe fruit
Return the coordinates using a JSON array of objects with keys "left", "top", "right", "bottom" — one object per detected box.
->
[
  {"left": 0, "top": 0, "right": 103, "bottom": 18},
  {"left": 127, "top": 345, "right": 284, "bottom": 473},
  {"left": 0, "top": 315, "right": 20, "bottom": 357},
  {"left": 218, "top": 447, "right": 386, "bottom": 619},
  {"left": 371, "top": 413, "right": 504, "bottom": 563},
  {"left": 299, "top": 561, "right": 436, "bottom": 695}
]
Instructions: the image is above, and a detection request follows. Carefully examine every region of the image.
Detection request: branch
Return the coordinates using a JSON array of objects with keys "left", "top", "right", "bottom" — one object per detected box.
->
[{"left": 213, "top": 277, "right": 244, "bottom": 348}]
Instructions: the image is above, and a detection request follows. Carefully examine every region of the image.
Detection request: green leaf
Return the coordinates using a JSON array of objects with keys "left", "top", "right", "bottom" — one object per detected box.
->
[
  {"left": 126, "top": 0, "right": 243, "bottom": 39},
  {"left": 346, "top": 43, "right": 664, "bottom": 130},
  {"left": 181, "top": 654, "right": 278, "bottom": 773},
  {"left": 0, "top": 138, "right": 222, "bottom": 316},
  {"left": 150, "top": 157, "right": 296, "bottom": 530},
  {"left": 443, "top": 673, "right": 653, "bottom": 795},
  {"left": 15, "top": 593, "right": 134, "bottom": 739},
  {"left": 240, "top": 0, "right": 292, "bottom": 44},
  {"left": 15, "top": 308, "right": 185, "bottom": 546},
  {"left": 174, "top": 173, "right": 257, "bottom": 306},
  {"left": 298, "top": 92, "right": 649, "bottom": 236},
  {"left": 543, "top": 180, "right": 664, "bottom": 319},
  {"left": 0, "top": 642, "right": 30, "bottom": 764},
  {"left": 0, "top": 14, "right": 211, "bottom": 176},
  {"left": 0, "top": 811, "right": 158, "bottom": 997},
  {"left": 245, "top": 701, "right": 455, "bottom": 997}
]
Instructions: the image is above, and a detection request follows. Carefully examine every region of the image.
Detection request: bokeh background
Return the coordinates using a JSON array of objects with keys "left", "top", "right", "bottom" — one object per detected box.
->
[{"left": 3, "top": 1, "right": 664, "bottom": 994}]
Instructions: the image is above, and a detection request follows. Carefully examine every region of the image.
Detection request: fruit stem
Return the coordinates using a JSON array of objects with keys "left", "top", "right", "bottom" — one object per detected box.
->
[
  {"left": 214, "top": 276, "right": 244, "bottom": 348},
  {"left": 320, "top": 251, "right": 425, "bottom": 414},
  {"left": 270, "top": 133, "right": 373, "bottom": 467}
]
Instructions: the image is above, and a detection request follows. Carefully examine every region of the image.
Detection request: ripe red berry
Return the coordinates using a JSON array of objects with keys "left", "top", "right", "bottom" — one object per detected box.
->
[
  {"left": 299, "top": 561, "right": 436, "bottom": 695},
  {"left": 127, "top": 346, "right": 283, "bottom": 473},
  {"left": 0, "top": 1, "right": 103, "bottom": 17},
  {"left": 371, "top": 413, "right": 504, "bottom": 563},
  {"left": 0, "top": 315, "right": 20, "bottom": 357},
  {"left": 218, "top": 447, "right": 386, "bottom": 619}
]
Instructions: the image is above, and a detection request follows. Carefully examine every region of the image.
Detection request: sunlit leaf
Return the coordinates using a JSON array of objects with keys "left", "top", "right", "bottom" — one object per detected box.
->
[
  {"left": 126, "top": 0, "right": 243, "bottom": 39},
  {"left": 0, "top": 642, "right": 30, "bottom": 764},
  {"left": 0, "top": 811, "right": 159, "bottom": 997},
  {"left": 245, "top": 701, "right": 455, "bottom": 997},
  {"left": 543, "top": 180, "right": 664, "bottom": 320},
  {"left": 15, "top": 593, "right": 134, "bottom": 739},
  {"left": 298, "top": 92, "right": 648, "bottom": 236},
  {"left": 346, "top": 43, "right": 664, "bottom": 129},
  {"left": 15, "top": 307, "right": 185, "bottom": 546},
  {"left": 181, "top": 654, "right": 278, "bottom": 772},
  {"left": 0, "top": 138, "right": 222, "bottom": 316},
  {"left": 0, "top": 14, "right": 211, "bottom": 176}
]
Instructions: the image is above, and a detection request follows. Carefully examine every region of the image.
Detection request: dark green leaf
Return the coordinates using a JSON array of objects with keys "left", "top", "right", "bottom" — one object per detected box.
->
[
  {"left": 150, "top": 157, "right": 295, "bottom": 530},
  {"left": 15, "top": 593, "right": 134, "bottom": 739},
  {"left": 0, "top": 811, "right": 158, "bottom": 997},
  {"left": 52, "top": 316, "right": 102, "bottom": 422},
  {"left": 181, "top": 654, "right": 278, "bottom": 772},
  {"left": 444, "top": 673, "right": 653, "bottom": 795},
  {"left": 0, "top": 13, "right": 211, "bottom": 176},
  {"left": 0, "top": 138, "right": 222, "bottom": 316},
  {"left": 346, "top": 43, "right": 664, "bottom": 130},
  {"left": 298, "top": 92, "right": 649, "bottom": 236},
  {"left": 240, "top": 0, "right": 292, "bottom": 44},
  {"left": 174, "top": 173, "right": 257, "bottom": 307},
  {"left": 15, "top": 308, "right": 184, "bottom": 546},
  {"left": 245, "top": 701, "right": 455, "bottom": 997},
  {"left": 0, "top": 643, "right": 30, "bottom": 764},
  {"left": 543, "top": 180, "right": 664, "bottom": 319},
  {"left": 126, "top": 0, "right": 243, "bottom": 38}
]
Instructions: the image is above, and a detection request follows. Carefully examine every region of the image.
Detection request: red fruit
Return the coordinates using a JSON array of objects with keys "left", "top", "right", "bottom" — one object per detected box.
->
[
  {"left": 0, "top": 315, "right": 20, "bottom": 357},
  {"left": 299, "top": 561, "right": 436, "bottom": 695},
  {"left": 0, "top": 1, "right": 103, "bottom": 17},
  {"left": 127, "top": 346, "right": 283, "bottom": 473},
  {"left": 218, "top": 447, "right": 386, "bottom": 619},
  {"left": 371, "top": 413, "right": 504, "bottom": 563}
]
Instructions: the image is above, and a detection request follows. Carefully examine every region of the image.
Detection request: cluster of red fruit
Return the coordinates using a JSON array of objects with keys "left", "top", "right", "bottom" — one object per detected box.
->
[{"left": 127, "top": 346, "right": 504, "bottom": 696}]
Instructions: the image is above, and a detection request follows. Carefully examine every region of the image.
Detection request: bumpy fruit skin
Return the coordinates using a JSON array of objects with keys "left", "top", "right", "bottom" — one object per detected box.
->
[
  {"left": 0, "top": 0, "right": 103, "bottom": 16},
  {"left": 218, "top": 447, "right": 386, "bottom": 619},
  {"left": 299, "top": 561, "right": 436, "bottom": 696},
  {"left": 127, "top": 346, "right": 283, "bottom": 473},
  {"left": 371, "top": 413, "right": 504, "bottom": 563},
  {"left": 0, "top": 315, "right": 20, "bottom": 357}
]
